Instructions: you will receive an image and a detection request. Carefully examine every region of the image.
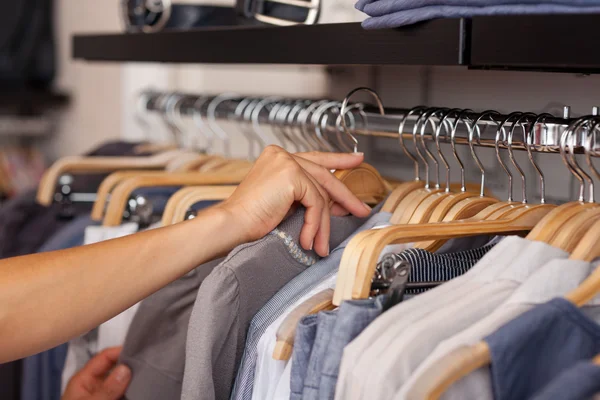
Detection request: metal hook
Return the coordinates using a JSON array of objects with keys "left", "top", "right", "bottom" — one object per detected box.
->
[
  {"left": 234, "top": 97, "right": 259, "bottom": 159},
  {"left": 298, "top": 100, "right": 329, "bottom": 151},
  {"left": 207, "top": 93, "right": 239, "bottom": 157},
  {"left": 495, "top": 112, "right": 524, "bottom": 203},
  {"left": 419, "top": 108, "right": 448, "bottom": 189},
  {"left": 274, "top": 101, "right": 300, "bottom": 152},
  {"left": 191, "top": 95, "right": 216, "bottom": 153},
  {"left": 285, "top": 100, "right": 313, "bottom": 152},
  {"left": 311, "top": 101, "right": 340, "bottom": 152},
  {"left": 399, "top": 106, "right": 428, "bottom": 182},
  {"left": 335, "top": 103, "right": 365, "bottom": 153},
  {"left": 471, "top": 110, "right": 501, "bottom": 197},
  {"left": 526, "top": 113, "right": 553, "bottom": 204},
  {"left": 340, "top": 87, "right": 385, "bottom": 153},
  {"left": 434, "top": 108, "right": 462, "bottom": 192},
  {"left": 252, "top": 96, "right": 283, "bottom": 150},
  {"left": 450, "top": 109, "right": 476, "bottom": 193},
  {"left": 559, "top": 116, "right": 589, "bottom": 202},
  {"left": 508, "top": 113, "right": 537, "bottom": 203},
  {"left": 165, "top": 92, "right": 194, "bottom": 149},
  {"left": 583, "top": 117, "right": 600, "bottom": 203}
]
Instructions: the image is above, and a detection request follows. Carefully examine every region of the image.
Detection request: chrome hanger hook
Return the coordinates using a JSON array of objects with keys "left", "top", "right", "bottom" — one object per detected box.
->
[
  {"left": 207, "top": 93, "right": 239, "bottom": 158},
  {"left": 451, "top": 109, "right": 475, "bottom": 193},
  {"left": 583, "top": 117, "right": 600, "bottom": 203},
  {"left": 399, "top": 106, "right": 428, "bottom": 181},
  {"left": 559, "top": 116, "right": 590, "bottom": 202},
  {"left": 298, "top": 100, "right": 329, "bottom": 151},
  {"left": 413, "top": 108, "right": 437, "bottom": 189},
  {"left": 495, "top": 112, "right": 524, "bottom": 203},
  {"left": 472, "top": 110, "right": 501, "bottom": 197},
  {"left": 252, "top": 96, "right": 284, "bottom": 150},
  {"left": 340, "top": 87, "right": 385, "bottom": 153},
  {"left": 420, "top": 108, "right": 448, "bottom": 189},
  {"left": 335, "top": 103, "right": 364, "bottom": 153},
  {"left": 527, "top": 113, "right": 553, "bottom": 204},
  {"left": 508, "top": 113, "right": 537, "bottom": 204},
  {"left": 234, "top": 97, "right": 259, "bottom": 160},
  {"left": 435, "top": 108, "right": 462, "bottom": 192}
]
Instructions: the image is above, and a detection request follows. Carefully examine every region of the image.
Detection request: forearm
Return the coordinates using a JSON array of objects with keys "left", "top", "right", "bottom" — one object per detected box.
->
[{"left": 0, "top": 206, "right": 238, "bottom": 363}]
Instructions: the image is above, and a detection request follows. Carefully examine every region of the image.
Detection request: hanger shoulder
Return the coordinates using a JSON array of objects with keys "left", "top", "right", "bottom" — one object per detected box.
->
[
  {"left": 161, "top": 187, "right": 204, "bottom": 226},
  {"left": 381, "top": 181, "right": 424, "bottom": 212},
  {"left": 133, "top": 143, "right": 178, "bottom": 155},
  {"left": 408, "top": 192, "right": 452, "bottom": 224},
  {"left": 549, "top": 206, "right": 600, "bottom": 253},
  {"left": 334, "top": 163, "right": 390, "bottom": 205},
  {"left": 102, "top": 172, "right": 246, "bottom": 227},
  {"left": 526, "top": 202, "right": 584, "bottom": 242},
  {"left": 171, "top": 186, "right": 237, "bottom": 224},
  {"left": 36, "top": 152, "right": 184, "bottom": 205},
  {"left": 441, "top": 196, "right": 499, "bottom": 222},
  {"left": 422, "top": 342, "right": 491, "bottom": 400},
  {"left": 273, "top": 289, "right": 335, "bottom": 361},
  {"left": 427, "top": 192, "right": 479, "bottom": 223},
  {"left": 391, "top": 188, "right": 444, "bottom": 224},
  {"left": 91, "top": 171, "right": 162, "bottom": 221}
]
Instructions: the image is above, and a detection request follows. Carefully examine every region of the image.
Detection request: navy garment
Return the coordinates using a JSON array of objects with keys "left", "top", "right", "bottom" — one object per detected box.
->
[
  {"left": 21, "top": 215, "right": 98, "bottom": 400},
  {"left": 484, "top": 298, "right": 600, "bottom": 400},
  {"left": 357, "top": 3, "right": 600, "bottom": 29},
  {"left": 530, "top": 361, "right": 600, "bottom": 400},
  {"left": 357, "top": 0, "right": 600, "bottom": 14}
]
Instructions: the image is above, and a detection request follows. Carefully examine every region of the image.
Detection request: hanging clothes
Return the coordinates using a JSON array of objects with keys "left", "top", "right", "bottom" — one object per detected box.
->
[{"left": 181, "top": 208, "right": 368, "bottom": 400}]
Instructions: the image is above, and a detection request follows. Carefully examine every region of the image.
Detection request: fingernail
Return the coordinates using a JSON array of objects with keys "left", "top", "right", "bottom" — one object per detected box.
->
[
  {"left": 114, "top": 365, "right": 131, "bottom": 383},
  {"left": 352, "top": 152, "right": 364, "bottom": 156},
  {"left": 309, "top": 239, "right": 314, "bottom": 251},
  {"left": 363, "top": 202, "right": 372, "bottom": 212},
  {"left": 326, "top": 244, "right": 330, "bottom": 256}
]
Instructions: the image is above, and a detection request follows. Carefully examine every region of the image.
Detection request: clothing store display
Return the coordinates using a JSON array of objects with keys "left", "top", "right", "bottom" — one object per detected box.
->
[
  {"left": 485, "top": 298, "right": 600, "bottom": 400},
  {"left": 334, "top": 236, "right": 565, "bottom": 400},
  {"left": 356, "top": 1, "right": 600, "bottom": 29},
  {"left": 530, "top": 361, "right": 600, "bottom": 400},
  {"left": 182, "top": 209, "right": 367, "bottom": 400},
  {"left": 400, "top": 258, "right": 596, "bottom": 400}
]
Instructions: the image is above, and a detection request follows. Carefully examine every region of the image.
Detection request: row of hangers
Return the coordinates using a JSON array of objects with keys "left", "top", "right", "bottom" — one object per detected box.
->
[{"left": 35, "top": 86, "right": 600, "bottom": 391}]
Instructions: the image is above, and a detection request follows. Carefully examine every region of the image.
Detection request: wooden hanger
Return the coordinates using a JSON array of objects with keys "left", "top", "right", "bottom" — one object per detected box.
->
[
  {"left": 101, "top": 171, "right": 248, "bottom": 226},
  {"left": 171, "top": 185, "right": 237, "bottom": 223},
  {"left": 548, "top": 206, "right": 600, "bottom": 253},
  {"left": 36, "top": 150, "right": 196, "bottom": 205},
  {"left": 333, "top": 163, "right": 390, "bottom": 205},
  {"left": 333, "top": 204, "right": 555, "bottom": 306},
  {"left": 161, "top": 186, "right": 204, "bottom": 226},
  {"left": 133, "top": 142, "right": 178, "bottom": 155},
  {"left": 272, "top": 289, "right": 336, "bottom": 361}
]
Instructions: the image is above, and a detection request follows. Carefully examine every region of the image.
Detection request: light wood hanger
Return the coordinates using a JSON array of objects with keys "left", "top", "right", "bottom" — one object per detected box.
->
[
  {"left": 418, "top": 116, "right": 596, "bottom": 400},
  {"left": 161, "top": 186, "right": 204, "bottom": 226},
  {"left": 133, "top": 142, "right": 178, "bottom": 155},
  {"left": 333, "top": 204, "right": 555, "bottom": 306},
  {"left": 101, "top": 171, "right": 248, "bottom": 226},
  {"left": 333, "top": 163, "right": 390, "bottom": 205},
  {"left": 272, "top": 289, "right": 336, "bottom": 361},
  {"left": 36, "top": 150, "right": 195, "bottom": 205},
  {"left": 171, "top": 185, "right": 237, "bottom": 223}
]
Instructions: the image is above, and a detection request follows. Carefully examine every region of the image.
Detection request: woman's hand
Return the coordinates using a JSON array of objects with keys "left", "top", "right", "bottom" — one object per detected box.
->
[
  {"left": 62, "top": 347, "right": 131, "bottom": 400},
  {"left": 218, "top": 146, "right": 372, "bottom": 257}
]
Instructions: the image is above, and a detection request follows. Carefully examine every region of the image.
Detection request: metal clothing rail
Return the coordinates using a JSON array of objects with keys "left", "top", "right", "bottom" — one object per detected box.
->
[{"left": 139, "top": 90, "right": 600, "bottom": 154}]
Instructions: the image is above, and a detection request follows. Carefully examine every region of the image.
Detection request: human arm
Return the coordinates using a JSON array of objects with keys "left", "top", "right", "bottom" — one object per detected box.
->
[{"left": 0, "top": 146, "right": 371, "bottom": 363}]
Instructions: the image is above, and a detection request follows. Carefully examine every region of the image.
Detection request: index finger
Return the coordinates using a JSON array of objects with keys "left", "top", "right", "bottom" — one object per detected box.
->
[{"left": 295, "top": 152, "right": 364, "bottom": 170}]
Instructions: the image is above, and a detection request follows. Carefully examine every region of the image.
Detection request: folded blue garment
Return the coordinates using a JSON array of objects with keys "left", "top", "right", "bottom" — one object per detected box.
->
[
  {"left": 359, "top": 0, "right": 600, "bottom": 16},
  {"left": 361, "top": 4, "right": 600, "bottom": 29}
]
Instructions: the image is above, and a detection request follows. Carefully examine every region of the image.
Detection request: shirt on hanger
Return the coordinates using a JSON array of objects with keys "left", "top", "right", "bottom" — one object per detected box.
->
[
  {"left": 253, "top": 241, "right": 496, "bottom": 400},
  {"left": 333, "top": 236, "right": 554, "bottom": 400},
  {"left": 484, "top": 298, "right": 600, "bottom": 400},
  {"left": 400, "top": 258, "right": 596, "bottom": 400},
  {"left": 529, "top": 361, "right": 600, "bottom": 400},
  {"left": 181, "top": 208, "right": 368, "bottom": 400},
  {"left": 231, "top": 207, "right": 388, "bottom": 400},
  {"left": 357, "top": 238, "right": 569, "bottom": 400}
]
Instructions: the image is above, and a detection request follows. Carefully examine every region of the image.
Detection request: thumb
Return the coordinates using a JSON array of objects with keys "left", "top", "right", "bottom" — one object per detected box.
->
[{"left": 93, "top": 364, "right": 131, "bottom": 400}]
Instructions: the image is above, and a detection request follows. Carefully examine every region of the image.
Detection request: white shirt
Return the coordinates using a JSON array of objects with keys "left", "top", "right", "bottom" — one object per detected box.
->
[
  {"left": 357, "top": 238, "right": 568, "bottom": 400},
  {"left": 399, "top": 259, "right": 599, "bottom": 400}
]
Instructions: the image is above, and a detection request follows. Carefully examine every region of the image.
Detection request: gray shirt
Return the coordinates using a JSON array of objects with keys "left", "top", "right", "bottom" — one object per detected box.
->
[
  {"left": 181, "top": 209, "right": 366, "bottom": 400},
  {"left": 119, "top": 257, "right": 225, "bottom": 400}
]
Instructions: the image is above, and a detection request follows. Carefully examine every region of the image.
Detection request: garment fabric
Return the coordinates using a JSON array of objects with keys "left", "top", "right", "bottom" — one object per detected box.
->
[
  {"left": 334, "top": 237, "right": 566, "bottom": 400},
  {"left": 529, "top": 361, "right": 600, "bottom": 400},
  {"left": 182, "top": 209, "right": 368, "bottom": 400},
  {"left": 485, "top": 298, "right": 600, "bottom": 400},
  {"left": 231, "top": 207, "right": 387, "bottom": 400},
  {"left": 357, "top": 238, "right": 567, "bottom": 400},
  {"left": 356, "top": 0, "right": 600, "bottom": 13},
  {"left": 399, "top": 258, "right": 595, "bottom": 400},
  {"left": 61, "top": 222, "right": 141, "bottom": 394},
  {"left": 356, "top": 2, "right": 600, "bottom": 29}
]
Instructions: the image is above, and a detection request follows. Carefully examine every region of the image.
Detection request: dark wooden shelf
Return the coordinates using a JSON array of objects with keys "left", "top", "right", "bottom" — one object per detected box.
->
[
  {"left": 72, "top": 21, "right": 465, "bottom": 65},
  {"left": 72, "top": 14, "right": 600, "bottom": 73}
]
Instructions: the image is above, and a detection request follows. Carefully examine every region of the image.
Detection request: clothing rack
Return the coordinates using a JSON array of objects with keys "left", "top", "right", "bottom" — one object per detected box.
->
[{"left": 139, "top": 90, "right": 600, "bottom": 155}]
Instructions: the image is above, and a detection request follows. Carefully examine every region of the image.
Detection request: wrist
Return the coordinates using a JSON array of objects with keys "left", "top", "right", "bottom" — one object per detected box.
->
[{"left": 192, "top": 204, "right": 250, "bottom": 255}]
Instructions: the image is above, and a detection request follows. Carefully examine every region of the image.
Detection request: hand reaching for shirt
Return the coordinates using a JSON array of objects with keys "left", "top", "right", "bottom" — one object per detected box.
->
[
  {"left": 62, "top": 347, "right": 131, "bottom": 400},
  {"left": 218, "top": 146, "right": 372, "bottom": 257}
]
